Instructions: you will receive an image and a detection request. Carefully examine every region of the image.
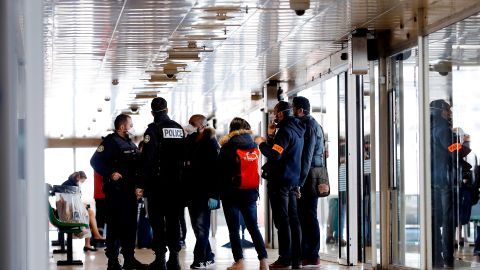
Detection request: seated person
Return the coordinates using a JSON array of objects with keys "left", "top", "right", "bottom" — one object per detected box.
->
[{"left": 62, "top": 171, "right": 106, "bottom": 251}]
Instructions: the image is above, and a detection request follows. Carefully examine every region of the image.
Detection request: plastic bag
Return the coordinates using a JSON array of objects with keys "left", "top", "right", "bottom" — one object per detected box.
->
[{"left": 55, "top": 191, "right": 91, "bottom": 238}]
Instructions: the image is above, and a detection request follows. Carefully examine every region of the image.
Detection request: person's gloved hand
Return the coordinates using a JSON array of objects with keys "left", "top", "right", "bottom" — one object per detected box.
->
[{"left": 208, "top": 198, "right": 220, "bottom": 210}]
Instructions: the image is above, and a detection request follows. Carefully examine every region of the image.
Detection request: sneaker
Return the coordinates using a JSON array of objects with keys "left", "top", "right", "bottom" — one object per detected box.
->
[
  {"left": 204, "top": 258, "right": 215, "bottom": 268},
  {"left": 301, "top": 258, "right": 320, "bottom": 267},
  {"left": 108, "top": 259, "right": 123, "bottom": 270},
  {"left": 123, "top": 257, "right": 148, "bottom": 269},
  {"left": 190, "top": 261, "right": 205, "bottom": 269},
  {"left": 269, "top": 259, "right": 291, "bottom": 269},
  {"left": 179, "top": 240, "right": 186, "bottom": 249}
]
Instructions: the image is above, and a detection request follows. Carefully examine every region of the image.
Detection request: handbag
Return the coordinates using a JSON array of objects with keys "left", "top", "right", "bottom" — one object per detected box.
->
[
  {"left": 306, "top": 125, "right": 330, "bottom": 197},
  {"left": 310, "top": 166, "right": 330, "bottom": 197}
]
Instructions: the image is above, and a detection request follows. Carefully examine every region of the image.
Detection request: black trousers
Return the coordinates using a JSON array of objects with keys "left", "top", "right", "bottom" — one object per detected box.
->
[
  {"left": 95, "top": 198, "right": 107, "bottom": 233},
  {"left": 105, "top": 190, "right": 138, "bottom": 260},
  {"left": 297, "top": 195, "right": 320, "bottom": 260},
  {"left": 268, "top": 183, "right": 302, "bottom": 264},
  {"left": 432, "top": 185, "right": 455, "bottom": 266},
  {"left": 148, "top": 196, "right": 181, "bottom": 255}
]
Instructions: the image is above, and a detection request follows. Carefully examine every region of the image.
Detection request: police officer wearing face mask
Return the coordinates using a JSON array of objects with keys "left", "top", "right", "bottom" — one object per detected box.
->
[
  {"left": 90, "top": 114, "right": 147, "bottom": 270},
  {"left": 140, "top": 97, "right": 185, "bottom": 270}
]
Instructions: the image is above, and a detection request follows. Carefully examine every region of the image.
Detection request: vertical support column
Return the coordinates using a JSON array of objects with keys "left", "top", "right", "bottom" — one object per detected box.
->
[
  {"left": 369, "top": 63, "right": 378, "bottom": 269},
  {"left": 0, "top": 0, "right": 20, "bottom": 268},
  {"left": 345, "top": 74, "right": 360, "bottom": 265},
  {"left": 263, "top": 81, "right": 278, "bottom": 249},
  {"left": 24, "top": 0, "right": 47, "bottom": 269},
  {"left": 378, "top": 55, "right": 391, "bottom": 269},
  {"left": 417, "top": 8, "right": 432, "bottom": 270}
]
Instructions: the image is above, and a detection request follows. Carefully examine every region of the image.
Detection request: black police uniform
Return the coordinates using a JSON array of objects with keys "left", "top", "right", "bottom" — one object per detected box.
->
[
  {"left": 140, "top": 113, "right": 185, "bottom": 258},
  {"left": 90, "top": 133, "right": 140, "bottom": 263}
]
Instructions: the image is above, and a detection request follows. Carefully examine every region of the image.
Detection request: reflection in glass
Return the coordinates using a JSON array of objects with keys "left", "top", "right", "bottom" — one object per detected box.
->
[
  {"left": 300, "top": 76, "right": 339, "bottom": 258},
  {"left": 362, "top": 73, "right": 372, "bottom": 263},
  {"left": 338, "top": 72, "right": 348, "bottom": 259},
  {"left": 428, "top": 13, "right": 480, "bottom": 268}
]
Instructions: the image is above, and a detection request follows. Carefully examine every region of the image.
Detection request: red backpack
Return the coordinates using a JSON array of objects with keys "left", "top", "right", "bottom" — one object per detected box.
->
[{"left": 233, "top": 148, "right": 260, "bottom": 189}]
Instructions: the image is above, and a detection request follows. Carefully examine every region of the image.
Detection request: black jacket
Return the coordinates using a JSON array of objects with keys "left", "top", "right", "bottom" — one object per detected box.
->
[
  {"left": 90, "top": 133, "right": 140, "bottom": 194},
  {"left": 184, "top": 127, "right": 220, "bottom": 200},
  {"left": 299, "top": 114, "right": 325, "bottom": 187},
  {"left": 430, "top": 113, "right": 453, "bottom": 187},
  {"left": 218, "top": 129, "right": 259, "bottom": 203},
  {"left": 140, "top": 113, "right": 185, "bottom": 197},
  {"left": 259, "top": 116, "right": 305, "bottom": 187}
]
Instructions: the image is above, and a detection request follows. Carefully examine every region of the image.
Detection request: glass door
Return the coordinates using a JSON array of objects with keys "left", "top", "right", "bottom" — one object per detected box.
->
[
  {"left": 299, "top": 75, "right": 340, "bottom": 260},
  {"left": 389, "top": 48, "right": 422, "bottom": 268},
  {"left": 338, "top": 72, "right": 349, "bottom": 261}
]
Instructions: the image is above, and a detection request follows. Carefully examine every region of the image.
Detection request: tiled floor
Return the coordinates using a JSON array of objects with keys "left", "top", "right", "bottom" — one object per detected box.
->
[
  {"left": 49, "top": 228, "right": 480, "bottom": 269},
  {"left": 49, "top": 229, "right": 364, "bottom": 270}
]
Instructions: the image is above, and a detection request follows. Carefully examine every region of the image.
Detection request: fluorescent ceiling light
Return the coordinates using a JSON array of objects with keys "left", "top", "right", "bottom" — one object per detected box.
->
[{"left": 452, "top": 44, "right": 480, "bottom": 50}]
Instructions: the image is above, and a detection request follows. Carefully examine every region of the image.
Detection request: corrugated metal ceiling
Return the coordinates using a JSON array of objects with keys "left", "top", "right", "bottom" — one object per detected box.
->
[{"left": 43, "top": 0, "right": 480, "bottom": 138}]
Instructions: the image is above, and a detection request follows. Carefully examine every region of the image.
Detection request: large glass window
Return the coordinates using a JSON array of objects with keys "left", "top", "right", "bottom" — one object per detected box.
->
[
  {"left": 297, "top": 75, "right": 339, "bottom": 259},
  {"left": 427, "top": 13, "right": 480, "bottom": 269}
]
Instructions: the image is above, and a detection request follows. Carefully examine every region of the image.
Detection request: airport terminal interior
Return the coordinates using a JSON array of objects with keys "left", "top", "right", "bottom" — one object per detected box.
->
[{"left": 2, "top": 0, "right": 480, "bottom": 269}]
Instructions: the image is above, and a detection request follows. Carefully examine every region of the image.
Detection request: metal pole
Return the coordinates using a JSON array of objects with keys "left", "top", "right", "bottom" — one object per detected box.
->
[
  {"left": 0, "top": 0, "right": 20, "bottom": 268},
  {"left": 417, "top": 8, "right": 432, "bottom": 270}
]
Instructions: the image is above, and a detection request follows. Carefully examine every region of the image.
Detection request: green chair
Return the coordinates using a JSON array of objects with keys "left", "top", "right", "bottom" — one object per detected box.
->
[{"left": 48, "top": 198, "right": 89, "bottom": 266}]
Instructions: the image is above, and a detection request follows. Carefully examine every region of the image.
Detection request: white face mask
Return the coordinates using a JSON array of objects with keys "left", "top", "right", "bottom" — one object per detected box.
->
[
  {"left": 127, "top": 127, "right": 135, "bottom": 136},
  {"left": 184, "top": 124, "right": 197, "bottom": 135}
]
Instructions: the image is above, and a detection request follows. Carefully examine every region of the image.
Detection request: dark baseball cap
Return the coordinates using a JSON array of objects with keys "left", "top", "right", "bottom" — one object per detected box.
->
[{"left": 430, "top": 99, "right": 451, "bottom": 111}]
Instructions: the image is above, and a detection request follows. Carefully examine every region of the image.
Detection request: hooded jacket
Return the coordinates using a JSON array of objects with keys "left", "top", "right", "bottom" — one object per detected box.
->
[
  {"left": 184, "top": 127, "right": 220, "bottom": 200},
  {"left": 430, "top": 113, "right": 453, "bottom": 187},
  {"left": 259, "top": 116, "right": 305, "bottom": 187},
  {"left": 218, "top": 129, "right": 259, "bottom": 203},
  {"left": 298, "top": 114, "right": 325, "bottom": 187}
]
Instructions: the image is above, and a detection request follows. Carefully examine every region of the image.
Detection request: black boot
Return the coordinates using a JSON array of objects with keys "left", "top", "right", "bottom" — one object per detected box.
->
[
  {"left": 108, "top": 258, "right": 123, "bottom": 270},
  {"left": 147, "top": 253, "right": 167, "bottom": 270},
  {"left": 166, "top": 251, "right": 181, "bottom": 270},
  {"left": 123, "top": 256, "right": 148, "bottom": 269}
]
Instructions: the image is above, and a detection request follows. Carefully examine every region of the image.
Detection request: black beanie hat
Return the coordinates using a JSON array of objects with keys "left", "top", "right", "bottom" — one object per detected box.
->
[{"left": 151, "top": 97, "right": 167, "bottom": 112}]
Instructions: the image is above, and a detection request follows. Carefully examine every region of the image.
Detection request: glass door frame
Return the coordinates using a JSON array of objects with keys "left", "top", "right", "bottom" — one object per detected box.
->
[{"left": 381, "top": 39, "right": 430, "bottom": 270}]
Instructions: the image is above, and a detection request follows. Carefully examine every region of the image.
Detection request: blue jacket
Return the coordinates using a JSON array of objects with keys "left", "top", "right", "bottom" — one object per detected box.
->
[
  {"left": 430, "top": 114, "right": 453, "bottom": 187},
  {"left": 259, "top": 116, "right": 305, "bottom": 187},
  {"left": 298, "top": 114, "right": 325, "bottom": 187},
  {"left": 218, "top": 129, "right": 259, "bottom": 203}
]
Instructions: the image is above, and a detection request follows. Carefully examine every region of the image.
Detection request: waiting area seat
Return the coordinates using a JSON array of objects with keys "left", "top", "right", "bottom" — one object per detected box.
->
[{"left": 47, "top": 185, "right": 89, "bottom": 266}]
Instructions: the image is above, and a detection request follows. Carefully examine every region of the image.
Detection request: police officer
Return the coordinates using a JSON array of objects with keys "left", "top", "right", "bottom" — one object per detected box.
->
[
  {"left": 90, "top": 114, "right": 147, "bottom": 270},
  {"left": 255, "top": 101, "right": 305, "bottom": 269},
  {"left": 430, "top": 99, "right": 455, "bottom": 268},
  {"left": 140, "top": 97, "right": 185, "bottom": 270},
  {"left": 292, "top": 96, "right": 325, "bottom": 267}
]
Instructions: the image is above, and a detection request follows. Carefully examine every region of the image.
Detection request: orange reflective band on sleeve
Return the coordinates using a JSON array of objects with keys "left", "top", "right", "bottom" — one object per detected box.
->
[
  {"left": 272, "top": 144, "right": 284, "bottom": 154},
  {"left": 448, "top": 143, "right": 462, "bottom": 153}
]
